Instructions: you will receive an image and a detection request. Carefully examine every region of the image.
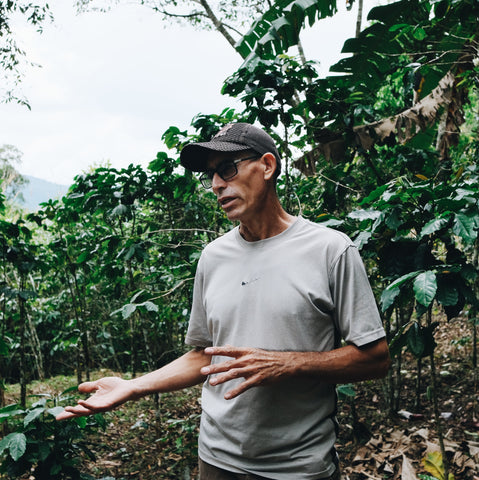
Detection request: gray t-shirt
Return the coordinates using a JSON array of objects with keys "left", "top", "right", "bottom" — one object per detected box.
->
[{"left": 186, "top": 217, "right": 385, "bottom": 479}]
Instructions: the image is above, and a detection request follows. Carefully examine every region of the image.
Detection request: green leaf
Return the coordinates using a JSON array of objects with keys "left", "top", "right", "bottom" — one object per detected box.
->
[
  {"left": 380, "top": 285, "right": 400, "bottom": 312},
  {"left": 436, "top": 282, "right": 458, "bottom": 306},
  {"left": 413, "top": 27, "right": 427, "bottom": 40},
  {"left": 123, "top": 245, "right": 136, "bottom": 261},
  {"left": 407, "top": 322, "right": 425, "bottom": 358},
  {"left": 236, "top": 0, "right": 337, "bottom": 60},
  {"left": 386, "top": 271, "right": 422, "bottom": 290},
  {"left": 141, "top": 301, "right": 159, "bottom": 313},
  {"left": 111, "top": 204, "right": 129, "bottom": 217},
  {"left": 337, "top": 383, "right": 356, "bottom": 399},
  {"left": 0, "top": 404, "right": 25, "bottom": 420},
  {"left": 37, "top": 441, "right": 51, "bottom": 462},
  {"left": 24, "top": 407, "right": 45, "bottom": 427},
  {"left": 453, "top": 212, "right": 479, "bottom": 244},
  {"left": 318, "top": 218, "right": 343, "bottom": 228},
  {"left": 162, "top": 126, "right": 187, "bottom": 149},
  {"left": 31, "top": 397, "right": 48, "bottom": 409},
  {"left": 50, "top": 462, "right": 62, "bottom": 475},
  {"left": 454, "top": 188, "right": 476, "bottom": 201},
  {"left": 130, "top": 290, "right": 145, "bottom": 303},
  {"left": 348, "top": 209, "right": 381, "bottom": 221},
  {"left": 47, "top": 406, "right": 65, "bottom": 418},
  {"left": 74, "top": 416, "right": 87, "bottom": 428},
  {"left": 60, "top": 385, "right": 80, "bottom": 396},
  {"left": 0, "top": 435, "right": 10, "bottom": 455},
  {"left": 388, "top": 322, "right": 410, "bottom": 357},
  {"left": 384, "top": 208, "right": 402, "bottom": 230},
  {"left": 121, "top": 303, "right": 137, "bottom": 320},
  {"left": 7, "top": 432, "right": 27, "bottom": 461},
  {"left": 388, "top": 23, "right": 410, "bottom": 32},
  {"left": 353, "top": 231, "right": 371, "bottom": 249},
  {"left": 76, "top": 251, "right": 90, "bottom": 264},
  {"left": 0, "top": 337, "right": 8, "bottom": 356},
  {"left": 420, "top": 216, "right": 450, "bottom": 237},
  {"left": 413, "top": 271, "right": 437, "bottom": 307}
]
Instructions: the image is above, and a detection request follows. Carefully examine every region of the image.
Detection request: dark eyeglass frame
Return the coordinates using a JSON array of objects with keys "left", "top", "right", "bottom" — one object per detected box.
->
[{"left": 199, "top": 154, "right": 260, "bottom": 189}]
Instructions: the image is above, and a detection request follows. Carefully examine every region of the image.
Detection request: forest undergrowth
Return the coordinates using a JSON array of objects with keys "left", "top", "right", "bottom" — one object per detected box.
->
[{"left": 4, "top": 315, "right": 478, "bottom": 480}]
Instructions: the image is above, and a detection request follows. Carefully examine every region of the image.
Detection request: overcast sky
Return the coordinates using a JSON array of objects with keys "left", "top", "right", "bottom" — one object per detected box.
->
[{"left": 0, "top": 0, "right": 369, "bottom": 186}]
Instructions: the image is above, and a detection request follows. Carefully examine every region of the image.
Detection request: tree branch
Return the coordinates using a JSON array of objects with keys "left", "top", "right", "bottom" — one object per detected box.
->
[{"left": 198, "top": 0, "right": 238, "bottom": 52}]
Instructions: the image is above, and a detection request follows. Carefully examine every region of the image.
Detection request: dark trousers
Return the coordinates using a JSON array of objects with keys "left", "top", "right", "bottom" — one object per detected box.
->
[{"left": 198, "top": 458, "right": 341, "bottom": 480}]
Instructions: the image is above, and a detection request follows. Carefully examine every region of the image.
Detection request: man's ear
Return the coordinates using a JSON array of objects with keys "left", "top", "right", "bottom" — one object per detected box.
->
[{"left": 262, "top": 153, "right": 277, "bottom": 180}]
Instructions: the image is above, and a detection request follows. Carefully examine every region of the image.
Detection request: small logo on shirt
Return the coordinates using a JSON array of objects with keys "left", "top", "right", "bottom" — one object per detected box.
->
[{"left": 241, "top": 277, "right": 260, "bottom": 286}]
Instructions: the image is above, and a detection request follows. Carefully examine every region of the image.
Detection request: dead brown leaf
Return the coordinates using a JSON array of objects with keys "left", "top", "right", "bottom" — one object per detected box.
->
[{"left": 401, "top": 454, "right": 417, "bottom": 480}]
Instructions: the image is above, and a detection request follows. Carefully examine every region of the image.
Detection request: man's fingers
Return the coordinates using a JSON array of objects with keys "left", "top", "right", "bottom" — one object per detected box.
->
[
  {"left": 208, "top": 367, "right": 245, "bottom": 385},
  {"left": 201, "top": 359, "right": 243, "bottom": 376},
  {"left": 201, "top": 346, "right": 284, "bottom": 400},
  {"left": 56, "top": 410, "right": 74, "bottom": 421},
  {"left": 55, "top": 404, "right": 95, "bottom": 421},
  {"left": 204, "top": 345, "right": 247, "bottom": 357},
  {"left": 77, "top": 399, "right": 101, "bottom": 409},
  {"left": 77, "top": 381, "right": 100, "bottom": 394},
  {"left": 223, "top": 376, "right": 259, "bottom": 400},
  {"left": 201, "top": 347, "right": 256, "bottom": 376}
]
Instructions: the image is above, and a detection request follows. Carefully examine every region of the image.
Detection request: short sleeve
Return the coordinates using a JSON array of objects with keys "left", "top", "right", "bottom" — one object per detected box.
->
[
  {"left": 185, "top": 253, "right": 213, "bottom": 347},
  {"left": 330, "top": 246, "right": 386, "bottom": 347}
]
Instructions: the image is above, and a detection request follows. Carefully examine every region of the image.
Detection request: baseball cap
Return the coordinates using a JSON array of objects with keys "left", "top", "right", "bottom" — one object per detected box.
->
[{"left": 180, "top": 123, "right": 281, "bottom": 174}]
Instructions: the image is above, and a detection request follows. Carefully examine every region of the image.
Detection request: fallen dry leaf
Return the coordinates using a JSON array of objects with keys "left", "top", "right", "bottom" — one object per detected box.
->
[{"left": 401, "top": 454, "right": 417, "bottom": 480}]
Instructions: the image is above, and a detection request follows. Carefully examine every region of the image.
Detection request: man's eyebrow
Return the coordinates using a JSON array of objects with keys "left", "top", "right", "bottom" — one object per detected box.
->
[{"left": 206, "top": 158, "right": 233, "bottom": 170}]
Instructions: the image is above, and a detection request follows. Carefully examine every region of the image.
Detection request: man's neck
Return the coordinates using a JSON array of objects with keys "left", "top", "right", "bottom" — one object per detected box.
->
[{"left": 238, "top": 204, "right": 297, "bottom": 242}]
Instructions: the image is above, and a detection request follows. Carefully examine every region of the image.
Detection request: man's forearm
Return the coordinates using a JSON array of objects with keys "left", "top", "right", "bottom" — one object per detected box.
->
[
  {"left": 131, "top": 347, "right": 211, "bottom": 398},
  {"left": 290, "top": 338, "right": 391, "bottom": 384}
]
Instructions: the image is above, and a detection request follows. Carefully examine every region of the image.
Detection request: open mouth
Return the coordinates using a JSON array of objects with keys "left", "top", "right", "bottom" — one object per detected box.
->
[{"left": 219, "top": 197, "right": 236, "bottom": 208}]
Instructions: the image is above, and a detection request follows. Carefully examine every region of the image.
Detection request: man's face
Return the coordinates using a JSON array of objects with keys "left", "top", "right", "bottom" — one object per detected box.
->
[{"left": 206, "top": 151, "right": 267, "bottom": 223}]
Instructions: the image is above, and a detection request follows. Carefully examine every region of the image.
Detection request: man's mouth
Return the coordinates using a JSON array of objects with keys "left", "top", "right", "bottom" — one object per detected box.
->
[{"left": 219, "top": 196, "right": 236, "bottom": 208}]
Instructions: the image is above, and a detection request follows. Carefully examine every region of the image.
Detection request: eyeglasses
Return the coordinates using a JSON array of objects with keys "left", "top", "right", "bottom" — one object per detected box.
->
[{"left": 199, "top": 155, "right": 260, "bottom": 189}]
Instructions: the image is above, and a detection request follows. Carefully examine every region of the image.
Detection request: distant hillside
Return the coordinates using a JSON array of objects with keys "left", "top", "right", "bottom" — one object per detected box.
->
[{"left": 18, "top": 175, "right": 70, "bottom": 211}]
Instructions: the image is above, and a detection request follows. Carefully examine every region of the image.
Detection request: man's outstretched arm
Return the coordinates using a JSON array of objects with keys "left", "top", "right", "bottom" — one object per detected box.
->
[{"left": 56, "top": 347, "right": 210, "bottom": 420}]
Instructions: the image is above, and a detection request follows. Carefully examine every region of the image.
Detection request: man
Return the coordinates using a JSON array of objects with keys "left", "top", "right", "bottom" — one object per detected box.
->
[{"left": 57, "top": 123, "right": 390, "bottom": 480}]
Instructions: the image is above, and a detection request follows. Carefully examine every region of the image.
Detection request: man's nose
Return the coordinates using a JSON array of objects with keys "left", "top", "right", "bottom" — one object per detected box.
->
[{"left": 211, "top": 172, "right": 227, "bottom": 193}]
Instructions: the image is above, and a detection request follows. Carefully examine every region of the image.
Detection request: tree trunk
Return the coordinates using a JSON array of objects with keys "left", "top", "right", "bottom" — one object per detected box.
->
[
  {"left": 129, "top": 314, "right": 138, "bottom": 378},
  {"left": 19, "top": 276, "right": 27, "bottom": 409},
  {"left": 27, "top": 311, "right": 44, "bottom": 380},
  {"left": 471, "top": 238, "right": 478, "bottom": 425},
  {"left": 385, "top": 308, "right": 397, "bottom": 414},
  {"left": 426, "top": 308, "right": 450, "bottom": 479},
  {"left": 415, "top": 357, "right": 422, "bottom": 412},
  {"left": 472, "top": 237, "right": 478, "bottom": 370},
  {"left": 65, "top": 268, "right": 84, "bottom": 384},
  {"left": 0, "top": 265, "right": 6, "bottom": 410},
  {"left": 355, "top": 0, "right": 363, "bottom": 37},
  {"left": 71, "top": 268, "right": 91, "bottom": 381}
]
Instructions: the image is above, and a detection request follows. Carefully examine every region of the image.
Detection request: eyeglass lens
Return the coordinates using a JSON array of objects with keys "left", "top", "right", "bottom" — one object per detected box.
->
[
  {"left": 199, "top": 155, "right": 258, "bottom": 188},
  {"left": 200, "top": 165, "right": 235, "bottom": 188}
]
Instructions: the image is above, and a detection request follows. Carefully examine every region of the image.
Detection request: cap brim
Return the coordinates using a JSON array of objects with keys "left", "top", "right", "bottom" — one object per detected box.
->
[{"left": 180, "top": 141, "right": 251, "bottom": 172}]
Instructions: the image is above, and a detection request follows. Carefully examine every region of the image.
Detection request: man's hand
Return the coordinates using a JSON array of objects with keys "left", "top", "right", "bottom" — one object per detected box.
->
[
  {"left": 200, "top": 339, "right": 391, "bottom": 401},
  {"left": 201, "top": 346, "right": 296, "bottom": 400},
  {"left": 56, "top": 348, "right": 211, "bottom": 421},
  {"left": 56, "top": 376, "right": 136, "bottom": 421}
]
